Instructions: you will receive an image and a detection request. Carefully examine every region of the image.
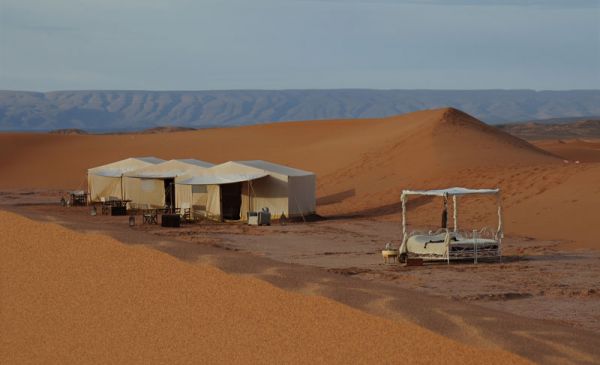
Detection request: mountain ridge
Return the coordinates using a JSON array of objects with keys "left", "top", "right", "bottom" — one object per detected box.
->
[{"left": 1, "top": 89, "right": 599, "bottom": 131}]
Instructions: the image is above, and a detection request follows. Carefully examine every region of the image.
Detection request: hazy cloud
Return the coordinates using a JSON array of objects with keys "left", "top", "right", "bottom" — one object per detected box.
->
[
  {"left": 1, "top": 0, "right": 599, "bottom": 90},
  {"left": 295, "top": 0, "right": 600, "bottom": 7}
]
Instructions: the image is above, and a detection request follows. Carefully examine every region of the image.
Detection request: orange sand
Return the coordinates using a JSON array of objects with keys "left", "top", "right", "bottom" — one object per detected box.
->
[
  {"left": 532, "top": 139, "right": 600, "bottom": 163},
  {"left": 0, "top": 108, "right": 598, "bottom": 249},
  {"left": 0, "top": 210, "right": 529, "bottom": 364}
]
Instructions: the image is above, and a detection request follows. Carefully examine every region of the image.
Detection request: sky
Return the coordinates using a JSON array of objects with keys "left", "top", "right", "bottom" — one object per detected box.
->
[{"left": 0, "top": 0, "right": 599, "bottom": 91}]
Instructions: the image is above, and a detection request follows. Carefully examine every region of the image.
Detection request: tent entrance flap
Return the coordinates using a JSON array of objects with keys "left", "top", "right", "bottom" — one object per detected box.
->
[
  {"left": 164, "top": 178, "right": 175, "bottom": 209},
  {"left": 221, "top": 182, "right": 242, "bottom": 220}
]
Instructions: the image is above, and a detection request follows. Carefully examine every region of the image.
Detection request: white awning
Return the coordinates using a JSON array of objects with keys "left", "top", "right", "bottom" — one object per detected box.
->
[
  {"left": 402, "top": 187, "right": 500, "bottom": 197},
  {"left": 89, "top": 169, "right": 126, "bottom": 177},
  {"left": 129, "top": 170, "right": 186, "bottom": 179},
  {"left": 177, "top": 172, "right": 269, "bottom": 185}
]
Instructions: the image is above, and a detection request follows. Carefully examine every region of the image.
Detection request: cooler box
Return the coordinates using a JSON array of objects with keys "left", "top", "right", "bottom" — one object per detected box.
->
[
  {"left": 111, "top": 206, "right": 127, "bottom": 216},
  {"left": 161, "top": 214, "right": 181, "bottom": 228}
]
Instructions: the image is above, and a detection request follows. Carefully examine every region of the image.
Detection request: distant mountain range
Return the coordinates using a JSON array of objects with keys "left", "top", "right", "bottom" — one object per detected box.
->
[
  {"left": 497, "top": 118, "right": 600, "bottom": 140},
  {"left": 1, "top": 89, "right": 599, "bottom": 131}
]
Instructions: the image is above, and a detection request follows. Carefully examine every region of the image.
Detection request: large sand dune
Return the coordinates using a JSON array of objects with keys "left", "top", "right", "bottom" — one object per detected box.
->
[
  {"left": 0, "top": 107, "right": 598, "bottom": 248},
  {"left": 0, "top": 210, "right": 529, "bottom": 364}
]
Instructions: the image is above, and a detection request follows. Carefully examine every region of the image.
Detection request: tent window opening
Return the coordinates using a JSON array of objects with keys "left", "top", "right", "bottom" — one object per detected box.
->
[
  {"left": 192, "top": 185, "right": 207, "bottom": 194},
  {"left": 221, "top": 182, "right": 242, "bottom": 220}
]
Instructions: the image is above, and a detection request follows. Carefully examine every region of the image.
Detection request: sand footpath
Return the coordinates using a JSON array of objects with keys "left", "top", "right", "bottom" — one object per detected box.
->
[{"left": 0, "top": 210, "right": 530, "bottom": 364}]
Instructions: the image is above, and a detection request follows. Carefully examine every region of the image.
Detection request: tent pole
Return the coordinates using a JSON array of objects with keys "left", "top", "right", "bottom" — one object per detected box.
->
[
  {"left": 401, "top": 193, "right": 407, "bottom": 247},
  {"left": 497, "top": 192, "right": 503, "bottom": 261},
  {"left": 453, "top": 195, "right": 458, "bottom": 233},
  {"left": 248, "top": 180, "right": 251, "bottom": 219},
  {"left": 120, "top": 175, "right": 124, "bottom": 200}
]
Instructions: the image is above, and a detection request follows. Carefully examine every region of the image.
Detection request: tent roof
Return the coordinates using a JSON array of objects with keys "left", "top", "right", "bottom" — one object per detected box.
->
[
  {"left": 231, "top": 160, "right": 313, "bottom": 177},
  {"left": 88, "top": 157, "right": 165, "bottom": 177},
  {"left": 124, "top": 159, "right": 213, "bottom": 178},
  {"left": 174, "top": 159, "right": 214, "bottom": 168},
  {"left": 135, "top": 157, "right": 165, "bottom": 164},
  {"left": 177, "top": 172, "right": 269, "bottom": 185},
  {"left": 402, "top": 187, "right": 500, "bottom": 197}
]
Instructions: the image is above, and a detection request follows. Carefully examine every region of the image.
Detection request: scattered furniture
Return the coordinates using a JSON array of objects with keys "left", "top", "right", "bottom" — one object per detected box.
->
[
  {"left": 381, "top": 249, "right": 399, "bottom": 264},
  {"left": 99, "top": 198, "right": 131, "bottom": 215},
  {"left": 179, "top": 203, "right": 193, "bottom": 223},
  {"left": 161, "top": 214, "right": 181, "bottom": 228},
  {"left": 248, "top": 208, "right": 271, "bottom": 226},
  {"left": 143, "top": 210, "right": 158, "bottom": 225},
  {"left": 111, "top": 206, "right": 127, "bottom": 216},
  {"left": 68, "top": 191, "right": 88, "bottom": 206}
]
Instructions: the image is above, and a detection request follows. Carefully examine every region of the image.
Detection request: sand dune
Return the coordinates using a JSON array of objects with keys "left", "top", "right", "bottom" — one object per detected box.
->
[
  {"left": 0, "top": 108, "right": 554, "bottom": 189},
  {"left": 532, "top": 139, "right": 600, "bottom": 163},
  {"left": 0, "top": 107, "right": 598, "bottom": 248},
  {"left": 0, "top": 210, "right": 529, "bottom": 364}
]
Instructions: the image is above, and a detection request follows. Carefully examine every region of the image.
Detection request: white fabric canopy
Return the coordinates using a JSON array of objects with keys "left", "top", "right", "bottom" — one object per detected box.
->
[
  {"left": 177, "top": 172, "right": 268, "bottom": 185},
  {"left": 129, "top": 170, "right": 190, "bottom": 179},
  {"left": 89, "top": 157, "right": 165, "bottom": 177},
  {"left": 402, "top": 187, "right": 499, "bottom": 197},
  {"left": 91, "top": 169, "right": 127, "bottom": 177}
]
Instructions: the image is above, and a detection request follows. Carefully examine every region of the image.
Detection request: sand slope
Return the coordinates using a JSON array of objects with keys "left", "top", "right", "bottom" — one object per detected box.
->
[
  {"left": 0, "top": 210, "right": 529, "bottom": 364},
  {"left": 0, "top": 107, "right": 598, "bottom": 248},
  {"left": 0, "top": 108, "right": 554, "bottom": 189},
  {"left": 532, "top": 139, "right": 600, "bottom": 163}
]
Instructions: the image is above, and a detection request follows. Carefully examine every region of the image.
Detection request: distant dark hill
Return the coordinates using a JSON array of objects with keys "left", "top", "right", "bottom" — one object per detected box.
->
[
  {"left": 48, "top": 128, "right": 88, "bottom": 135},
  {"left": 498, "top": 119, "right": 600, "bottom": 140},
  {"left": 137, "top": 126, "right": 197, "bottom": 134},
  {"left": 1, "top": 89, "right": 599, "bottom": 131}
]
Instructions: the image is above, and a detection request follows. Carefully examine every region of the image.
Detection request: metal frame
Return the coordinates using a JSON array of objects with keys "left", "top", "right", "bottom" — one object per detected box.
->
[{"left": 400, "top": 188, "right": 503, "bottom": 264}]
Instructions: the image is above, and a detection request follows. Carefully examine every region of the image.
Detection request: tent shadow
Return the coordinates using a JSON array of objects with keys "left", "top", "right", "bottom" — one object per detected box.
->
[
  {"left": 321, "top": 195, "right": 435, "bottom": 220},
  {"left": 316, "top": 189, "right": 356, "bottom": 206}
]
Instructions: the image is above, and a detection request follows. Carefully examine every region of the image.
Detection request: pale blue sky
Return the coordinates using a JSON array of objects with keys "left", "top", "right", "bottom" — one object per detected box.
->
[{"left": 1, "top": 0, "right": 599, "bottom": 91}]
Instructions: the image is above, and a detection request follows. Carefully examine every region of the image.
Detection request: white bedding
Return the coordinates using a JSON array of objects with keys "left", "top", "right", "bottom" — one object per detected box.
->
[{"left": 404, "top": 233, "right": 498, "bottom": 256}]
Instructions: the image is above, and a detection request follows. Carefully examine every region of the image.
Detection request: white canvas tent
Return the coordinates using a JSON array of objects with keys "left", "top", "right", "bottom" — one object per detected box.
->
[
  {"left": 87, "top": 157, "right": 164, "bottom": 202},
  {"left": 175, "top": 160, "right": 316, "bottom": 221},
  {"left": 123, "top": 159, "right": 213, "bottom": 208}
]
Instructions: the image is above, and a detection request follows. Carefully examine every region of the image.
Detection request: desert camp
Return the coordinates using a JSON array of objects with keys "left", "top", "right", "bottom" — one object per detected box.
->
[
  {"left": 88, "top": 158, "right": 316, "bottom": 222},
  {"left": 2, "top": 0, "right": 599, "bottom": 361}
]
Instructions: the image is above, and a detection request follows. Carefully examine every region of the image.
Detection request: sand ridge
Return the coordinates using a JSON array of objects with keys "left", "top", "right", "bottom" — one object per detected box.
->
[
  {"left": 532, "top": 138, "right": 600, "bottom": 163},
  {"left": 0, "top": 210, "right": 530, "bottom": 364}
]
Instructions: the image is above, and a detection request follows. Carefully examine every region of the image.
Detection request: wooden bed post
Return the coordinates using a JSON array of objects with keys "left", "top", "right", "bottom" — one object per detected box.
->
[
  {"left": 452, "top": 194, "right": 458, "bottom": 233},
  {"left": 401, "top": 193, "right": 407, "bottom": 247},
  {"left": 497, "top": 191, "right": 503, "bottom": 261}
]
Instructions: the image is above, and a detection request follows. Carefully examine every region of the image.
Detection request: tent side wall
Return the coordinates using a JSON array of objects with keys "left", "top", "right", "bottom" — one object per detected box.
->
[
  {"left": 175, "top": 183, "right": 212, "bottom": 218},
  {"left": 175, "top": 184, "right": 192, "bottom": 210},
  {"left": 287, "top": 174, "right": 316, "bottom": 217},
  {"left": 206, "top": 185, "right": 221, "bottom": 220},
  {"left": 244, "top": 175, "right": 289, "bottom": 220},
  {"left": 123, "top": 176, "right": 165, "bottom": 208},
  {"left": 88, "top": 174, "right": 123, "bottom": 202}
]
